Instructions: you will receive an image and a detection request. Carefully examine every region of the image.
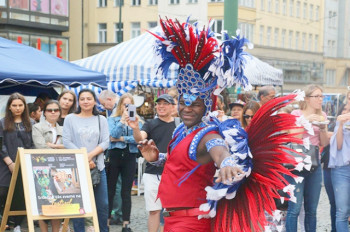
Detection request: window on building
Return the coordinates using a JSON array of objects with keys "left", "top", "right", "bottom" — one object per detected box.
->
[
  {"left": 296, "top": 1, "right": 300, "bottom": 18},
  {"left": 98, "top": 0, "right": 107, "bottom": 7},
  {"left": 149, "top": 0, "right": 158, "bottom": 5},
  {"left": 267, "top": 26, "right": 271, "bottom": 46},
  {"left": 131, "top": 0, "right": 141, "bottom": 6},
  {"left": 332, "top": 41, "right": 336, "bottom": 56},
  {"left": 239, "top": 0, "right": 255, "bottom": 7},
  {"left": 309, "top": 4, "right": 313, "bottom": 20},
  {"left": 188, "top": 0, "right": 198, "bottom": 3},
  {"left": 131, "top": 22, "right": 141, "bottom": 38},
  {"left": 325, "top": 69, "right": 336, "bottom": 86},
  {"left": 267, "top": 0, "right": 272, "bottom": 12},
  {"left": 148, "top": 21, "right": 157, "bottom": 29},
  {"left": 114, "top": 0, "right": 124, "bottom": 6},
  {"left": 295, "top": 31, "right": 299, "bottom": 49},
  {"left": 211, "top": 19, "right": 224, "bottom": 39},
  {"left": 281, "top": 29, "right": 286, "bottom": 48},
  {"left": 98, "top": 23, "right": 107, "bottom": 43},
  {"left": 274, "top": 28, "right": 279, "bottom": 47},
  {"left": 259, "top": 25, "right": 264, "bottom": 45},
  {"left": 289, "top": 0, "right": 294, "bottom": 17},
  {"left": 315, "top": 5, "right": 319, "bottom": 21},
  {"left": 169, "top": 0, "right": 179, "bottom": 4},
  {"left": 114, "top": 23, "right": 123, "bottom": 43},
  {"left": 260, "top": 0, "right": 264, "bottom": 10},
  {"left": 288, "top": 30, "right": 293, "bottom": 48},
  {"left": 302, "top": 32, "right": 306, "bottom": 50},
  {"left": 275, "top": 0, "right": 279, "bottom": 14},
  {"left": 314, "top": 35, "right": 318, "bottom": 52},
  {"left": 303, "top": 3, "right": 307, "bottom": 19},
  {"left": 308, "top": 34, "right": 312, "bottom": 51},
  {"left": 282, "top": 0, "right": 286, "bottom": 15},
  {"left": 238, "top": 22, "right": 254, "bottom": 41}
]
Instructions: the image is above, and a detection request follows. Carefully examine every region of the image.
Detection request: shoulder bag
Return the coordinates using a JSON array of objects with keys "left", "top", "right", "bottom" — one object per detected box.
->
[
  {"left": 284, "top": 143, "right": 320, "bottom": 175},
  {"left": 90, "top": 115, "right": 102, "bottom": 187}
]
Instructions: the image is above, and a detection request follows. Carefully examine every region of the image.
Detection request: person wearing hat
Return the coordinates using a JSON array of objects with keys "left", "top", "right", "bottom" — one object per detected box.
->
[
  {"left": 229, "top": 100, "right": 246, "bottom": 122},
  {"left": 128, "top": 94, "right": 180, "bottom": 232}
]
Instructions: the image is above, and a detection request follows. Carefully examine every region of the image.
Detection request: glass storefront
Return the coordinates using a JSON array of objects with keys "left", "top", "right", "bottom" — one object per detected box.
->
[
  {"left": 0, "top": 0, "right": 69, "bottom": 28},
  {"left": 3, "top": 32, "right": 69, "bottom": 60}
]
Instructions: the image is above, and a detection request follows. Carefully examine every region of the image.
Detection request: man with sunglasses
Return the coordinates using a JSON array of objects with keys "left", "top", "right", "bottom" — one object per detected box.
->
[{"left": 128, "top": 94, "right": 180, "bottom": 232}]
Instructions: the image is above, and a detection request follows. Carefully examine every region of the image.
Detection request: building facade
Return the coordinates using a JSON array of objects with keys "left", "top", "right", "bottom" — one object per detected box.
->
[
  {"left": 65, "top": 0, "right": 349, "bottom": 93},
  {"left": 323, "top": 0, "right": 350, "bottom": 93},
  {"left": 0, "top": 0, "right": 70, "bottom": 60},
  {"left": 66, "top": 0, "right": 158, "bottom": 60}
]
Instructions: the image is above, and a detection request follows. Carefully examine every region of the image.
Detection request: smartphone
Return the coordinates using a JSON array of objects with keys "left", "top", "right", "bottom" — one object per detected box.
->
[{"left": 128, "top": 104, "right": 136, "bottom": 121}]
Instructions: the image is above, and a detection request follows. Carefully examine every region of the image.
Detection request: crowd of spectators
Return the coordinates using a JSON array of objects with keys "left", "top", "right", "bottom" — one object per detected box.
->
[{"left": 0, "top": 85, "right": 349, "bottom": 232}]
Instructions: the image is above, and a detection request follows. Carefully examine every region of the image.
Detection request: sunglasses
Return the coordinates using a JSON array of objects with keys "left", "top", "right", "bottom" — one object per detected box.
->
[
  {"left": 46, "top": 108, "right": 60, "bottom": 113},
  {"left": 243, "top": 114, "right": 254, "bottom": 119}
]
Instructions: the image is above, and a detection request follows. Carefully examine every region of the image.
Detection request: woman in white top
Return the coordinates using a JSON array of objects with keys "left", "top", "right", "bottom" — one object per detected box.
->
[{"left": 32, "top": 100, "right": 64, "bottom": 232}]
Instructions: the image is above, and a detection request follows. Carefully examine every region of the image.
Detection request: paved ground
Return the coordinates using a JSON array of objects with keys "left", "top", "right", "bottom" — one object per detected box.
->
[{"left": 11, "top": 185, "right": 339, "bottom": 231}]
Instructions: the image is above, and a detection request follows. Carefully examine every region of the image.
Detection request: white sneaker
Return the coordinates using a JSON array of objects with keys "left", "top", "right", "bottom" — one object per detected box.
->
[{"left": 13, "top": 225, "right": 21, "bottom": 232}]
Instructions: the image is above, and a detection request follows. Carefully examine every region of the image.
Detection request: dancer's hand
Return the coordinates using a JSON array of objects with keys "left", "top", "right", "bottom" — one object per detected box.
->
[
  {"left": 216, "top": 166, "right": 245, "bottom": 185},
  {"left": 137, "top": 139, "right": 159, "bottom": 162}
]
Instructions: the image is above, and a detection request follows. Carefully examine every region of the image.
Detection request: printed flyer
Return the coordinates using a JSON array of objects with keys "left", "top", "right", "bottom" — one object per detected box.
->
[{"left": 31, "top": 153, "right": 85, "bottom": 216}]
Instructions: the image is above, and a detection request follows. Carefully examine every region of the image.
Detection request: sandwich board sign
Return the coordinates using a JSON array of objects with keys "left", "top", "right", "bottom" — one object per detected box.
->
[{"left": 0, "top": 148, "right": 99, "bottom": 232}]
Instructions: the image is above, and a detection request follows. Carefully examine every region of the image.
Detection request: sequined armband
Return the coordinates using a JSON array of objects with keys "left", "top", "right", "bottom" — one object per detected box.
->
[
  {"left": 205, "top": 138, "right": 226, "bottom": 153},
  {"left": 220, "top": 156, "right": 236, "bottom": 168},
  {"left": 149, "top": 153, "right": 167, "bottom": 167}
]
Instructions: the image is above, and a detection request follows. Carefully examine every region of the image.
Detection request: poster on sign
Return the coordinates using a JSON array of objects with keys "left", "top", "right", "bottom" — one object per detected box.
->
[
  {"left": 31, "top": 0, "right": 49, "bottom": 14},
  {"left": 26, "top": 153, "right": 87, "bottom": 216},
  {"left": 51, "top": 0, "right": 68, "bottom": 16},
  {"left": 9, "top": 0, "right": 29, "bottom": 10}
]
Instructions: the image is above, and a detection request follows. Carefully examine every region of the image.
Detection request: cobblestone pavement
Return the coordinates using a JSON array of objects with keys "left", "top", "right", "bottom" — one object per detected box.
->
[
  {"left": 112, "top": 185, "right": 334, "bottom": 232},
  {"left": 24, "top": 185, "right": 337, "bottom": 231}
]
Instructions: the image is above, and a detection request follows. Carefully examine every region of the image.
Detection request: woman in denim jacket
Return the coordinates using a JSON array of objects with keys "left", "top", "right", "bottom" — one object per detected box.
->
[{"left": 107, "top": 93, "right": 143, "bottom": 232}]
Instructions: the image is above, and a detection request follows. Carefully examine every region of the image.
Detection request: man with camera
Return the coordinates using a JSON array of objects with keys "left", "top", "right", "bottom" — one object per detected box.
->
[{"left": 128, "top": 94, "right": 179, "bottom": 232}]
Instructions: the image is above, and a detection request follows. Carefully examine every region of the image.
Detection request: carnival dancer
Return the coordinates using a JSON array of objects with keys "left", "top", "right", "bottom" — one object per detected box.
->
[{"left": 135, "top": 17, "right": 307, "bottom": 232}]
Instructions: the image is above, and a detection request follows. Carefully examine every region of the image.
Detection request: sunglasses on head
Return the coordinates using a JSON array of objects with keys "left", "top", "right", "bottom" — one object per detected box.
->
[
  {"left": 46, "top": 108, "right": 60, "bottom": 113},
  {"left": 243, "top": 114, "right": 254, "bottom": 119}
]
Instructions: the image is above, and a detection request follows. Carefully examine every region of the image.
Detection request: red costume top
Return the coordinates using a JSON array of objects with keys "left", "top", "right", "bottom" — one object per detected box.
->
[{"left": 158, "top": 128, "right": 217, "bottom": 209}]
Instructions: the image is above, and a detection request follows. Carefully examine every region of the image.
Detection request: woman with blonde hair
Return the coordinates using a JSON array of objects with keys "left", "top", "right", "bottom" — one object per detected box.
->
[
  {"left": 286, "top": 84, "right": 329, "bottom": 232},
  {"left": 107, "top": 93, "right": 143, "bottom": 232}
]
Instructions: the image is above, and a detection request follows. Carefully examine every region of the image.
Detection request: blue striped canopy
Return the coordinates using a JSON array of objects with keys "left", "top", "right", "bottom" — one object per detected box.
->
[{"left": 73, "top": 28, "right": 283, "bottom": 96}]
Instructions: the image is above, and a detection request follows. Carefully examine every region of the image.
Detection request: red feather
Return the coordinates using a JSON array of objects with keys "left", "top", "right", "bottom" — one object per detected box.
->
[{"left": 214, "top": 94, "right": 303, "bottom": 232}]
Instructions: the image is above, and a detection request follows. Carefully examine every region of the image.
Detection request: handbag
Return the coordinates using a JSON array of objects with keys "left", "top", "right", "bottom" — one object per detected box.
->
[
  {"left": 90, "top": 115, "right": 102, "bottom": 187},
  {"left": 284, "top": 143, "right": 320, "bottom": 175},
  {"left": 90, "top": 167, "right": 101, "bottom": 187}
]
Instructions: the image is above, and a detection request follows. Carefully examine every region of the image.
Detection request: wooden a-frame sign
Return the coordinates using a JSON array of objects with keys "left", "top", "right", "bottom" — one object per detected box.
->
[{"left": 0, "top": 148, "right": 99, "bottom": 232}]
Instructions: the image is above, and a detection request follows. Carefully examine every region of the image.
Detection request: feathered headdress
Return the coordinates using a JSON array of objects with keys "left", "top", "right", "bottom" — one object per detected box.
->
[{"left": 149, "top": 17, "right": 253, "bottom": 115}]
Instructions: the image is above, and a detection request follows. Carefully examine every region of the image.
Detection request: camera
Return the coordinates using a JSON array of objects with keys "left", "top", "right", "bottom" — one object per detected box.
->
[{"left": 127, "top": 104, "right": 136, "bottom": 121}]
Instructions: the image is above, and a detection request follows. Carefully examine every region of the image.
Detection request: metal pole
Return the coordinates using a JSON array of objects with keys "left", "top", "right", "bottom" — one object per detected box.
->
[
  {"left": 224, "top": 0, "right": 238, "bottom": 37},
  {"left": 81, "top": 0, "right": 84, "bottom": 58},
  {"left": 118, "top": 0, "right": 122, "bottom": 43}
]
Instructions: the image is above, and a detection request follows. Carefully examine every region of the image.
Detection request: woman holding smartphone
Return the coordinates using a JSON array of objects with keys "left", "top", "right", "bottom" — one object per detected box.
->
[
  {"left": 63, "top": 89, "right": 109, "bottom": 232},
  {"left": 0, "top": 93, "right": 34, "bottom": 232},
  {"left": 107, "top": 93, "right": 142, "bottom": 232}
]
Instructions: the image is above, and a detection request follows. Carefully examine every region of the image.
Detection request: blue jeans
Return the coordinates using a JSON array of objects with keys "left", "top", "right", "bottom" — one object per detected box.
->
[
  {"left": 285, "top": 166, "right": 322, "bottom": 232},
  {"left": 323, "top": 168, "right": 336, "bottom": 232},
  {"left": 331, "top": 165, "right": 350, "bottom": 232},
  {"left": 73, "top": 169, "right": 109, "bottom": 232}
]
